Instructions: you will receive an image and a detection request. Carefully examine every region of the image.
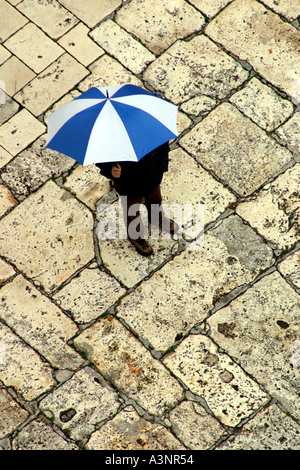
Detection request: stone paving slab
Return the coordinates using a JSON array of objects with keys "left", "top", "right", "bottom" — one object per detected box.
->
[{"left": 0, "top": 0, "right": 299, "bottom": 452}]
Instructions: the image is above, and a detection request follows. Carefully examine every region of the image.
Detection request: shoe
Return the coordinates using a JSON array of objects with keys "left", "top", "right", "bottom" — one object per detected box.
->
[
  {"left": 128, "top": 237, "right": 154, "bottom": 256},
  {"left": 150, "top": 213, "right": 179, "bottom": 235}
]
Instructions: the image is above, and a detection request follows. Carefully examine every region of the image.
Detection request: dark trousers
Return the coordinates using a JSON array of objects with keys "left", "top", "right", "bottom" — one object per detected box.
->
[{"left": 120, "top": 186, "right": 163, "bottom": 240}]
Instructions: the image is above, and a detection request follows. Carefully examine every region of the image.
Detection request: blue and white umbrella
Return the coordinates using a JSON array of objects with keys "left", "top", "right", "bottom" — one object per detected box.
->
[{"left": 46, "top": 84, "right": 178, "bottom": 166}]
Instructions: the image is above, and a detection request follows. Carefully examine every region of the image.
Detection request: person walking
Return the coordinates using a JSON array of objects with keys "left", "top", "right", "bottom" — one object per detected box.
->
[{"left": 96, "top": 142, "right": 178, "bottom": 256}]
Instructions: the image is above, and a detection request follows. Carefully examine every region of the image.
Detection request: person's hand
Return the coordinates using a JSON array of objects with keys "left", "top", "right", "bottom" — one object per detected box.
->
[{"left": 111, "top": 163, "right": 121, "bottom": 178}]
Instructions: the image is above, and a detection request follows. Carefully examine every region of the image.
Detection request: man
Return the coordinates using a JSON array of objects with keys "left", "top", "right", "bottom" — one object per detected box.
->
[{"left": 96, "top": 142, "right": 178, "bottom": 256}]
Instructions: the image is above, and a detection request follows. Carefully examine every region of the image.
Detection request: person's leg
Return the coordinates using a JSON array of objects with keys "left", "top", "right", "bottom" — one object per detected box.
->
[
  {"left": 120, "top": 195, "right": 153, "bottom": 256},
  {"left": 145, "top": 186, "right": 179, "bottom": 235}
]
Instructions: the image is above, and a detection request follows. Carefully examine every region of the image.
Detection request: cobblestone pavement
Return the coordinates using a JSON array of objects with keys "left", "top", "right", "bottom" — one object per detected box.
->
[{"left": 0, "top": 0, "right": 299, "bottom": 451}]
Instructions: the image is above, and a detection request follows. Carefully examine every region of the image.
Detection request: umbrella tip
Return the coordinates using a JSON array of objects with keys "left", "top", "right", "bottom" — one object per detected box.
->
[{"left": 106, "top": 90, "right": 109, "bottom": 100}]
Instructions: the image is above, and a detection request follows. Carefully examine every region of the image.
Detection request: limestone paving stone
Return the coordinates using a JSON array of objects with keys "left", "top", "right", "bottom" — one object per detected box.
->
[
  {"left": 58, "top": 0, "right": 122, "bottom": 28},
  {"left": 16, "top": 0, "right": 79, "bottom": 40},
  {"left": 116, "top": 216, "right": 274, "bottom": 353},
  {"left": 0, "top": 0, "right": 28, "bottom": 43},
  {"left": 205, "top": 0, "right": 300, "bottom": 102},
  {"left": 163, "top": 334, "right": 269, "bottom": 427},
  {"left": 39, "top": 367, "right": 121, "bottom": 441},
  {"left": 180, "top": 95, "right": 217, "bottom": 117},
  {"left": 0, "top": 323, "right": 55, "bottom": 401},
  {"left": 236, "top": 164, "right": 300, "bottom": 250},
  {"left": 53, "top": 267, "right": 126, "bottom": 324},
  {"left": 0, "top": 109, "right": 45, "bottom": 157},
  {"left": 0, "top": 45, "right": 11, "bottom": 65},
  {"left": 0, "top": 180, "right": 94, "bottom": 293},
  {"left": 0, "top": 275, "right": 83, "bottom": 370},
  {"left": 0, "top": 185, "right": 18, "bottom": 217},
  {"left": 78, "top": 54, "right": 142, "bottom": 93},
  {"left": 73, "top": 316, "right": 184, "bottom": 416},
  {"left": 207, "top": 271, "right": 300, "bottom": 420},
  {"left": 86, "top": 406, "right": 184, "bottom": 450},
  {"left": 0, "top": 258, "right": 15, "bottom": 285},
  {"left": 260, "top": 0, "right": 300, "bottom": 22},
  {"left": 4, "top": 23, "right": 64, "bottom": 74},
  {"left": 168, "top": 400, "right": 227, "bottom": 450},
  {"left": 58, "top": 23, "right": 105, "bottom": 67},
  {"left": 0, "top": 388, "right": 29, "bottom": 439},
  {"left": 1, "top": 135, "right": 75, "bottom": 198},
  {"left": 115, "top": 0, "right": 206, "bottom": 56},
  {"left": 229, "top": 77, "right": 294, "bottom": 131},
  {"left": 12, "top": 419, "right": 79, "bottom": 450},
  {"left": 180, "top": 103, "right": 293, "bottom": 197},
  {"left": 216, "top": 403, "right": 300, "bottom": 450},
  {"left": 0, "top": 146, "right": 13, "bottom": 168},
  {"left": 188, "top": 0, "right": 234, "bottom": 18},
  {"left": 63, "top": 163, "right": 111, "bottom": 210},
  {"left": 90, "top": 20, "right": 156, "bottom": 75},
  {"left": 0, "top": 93, "right": 19, "bottom": 126},
  {"left": 96, "top": 198, "right": 179, "bottom": 288},
  {"left": 0, "top": 56, "right": 36, "bottom": 97},
  {"left": 15, "top": 53, "right": 89, "bottom": 116},
  {"left": 278, "top": 250, "right": 300, "bottom": 289},
  {"left": 276, "top": 112, "right": 300, "bottom": 155},
  {"left": 143, "top": 36, "right": 249, "bottom": 105}
]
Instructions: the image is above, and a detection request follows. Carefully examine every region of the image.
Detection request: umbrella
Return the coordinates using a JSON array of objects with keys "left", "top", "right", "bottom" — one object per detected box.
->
[{"left": 46, "top": 84, "right": 178, "bottom": 166}]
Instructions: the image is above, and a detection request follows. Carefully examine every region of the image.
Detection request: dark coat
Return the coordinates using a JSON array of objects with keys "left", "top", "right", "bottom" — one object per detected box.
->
[{"left": 96, "top": 142, "right": 170, "bottom": 197}]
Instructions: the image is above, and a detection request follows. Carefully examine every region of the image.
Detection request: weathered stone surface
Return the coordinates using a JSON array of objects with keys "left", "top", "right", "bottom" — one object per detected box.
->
[
  {"left": 180, "top": 103, "right": 293, "bottom": 196},
  {"left": 188, "top": 0, "right": 233, "bottom": 17},
  {"left": 1, "top": 135, "right": 75, "bottom": 198},
  {"left": 168, "top": 401, "right": 227, "bottom": 450},
  {"left": 0, "top": 0, "right": 28, "bottom": 43},
  {"left": 229, "top": 78, "right": 294, "bottom": 131},
  {"left": 74, "top": 316, "right": 184, "bottom": 416},
  {"left": 0, "top": 45, "right": 11, "bottom": 64},
  {"left": 180, "top": 95, "right": 217, "bottom": 117},
  {"left": 87, "top": 406, "right": 185, "bottom": 450},
  {"left": 58, "top": 23, "right": 104, "bottom": 67},
  {"left": 96, "top": 198, "right": 180, "bottom": 288},
  {"left": 116, "top": 0, "right": 205, "bottom": 56},
  {"left": 53, "top": 267, "right": 126, "bottom": 324},
  {"left": 63, "top": 164, "right": 111, "bottom": 211},
  {"left": 15, "top": 53, "right": 89, "bottom": 116},
  {"left": 0, "top": 109, "right": 45, "bottom": 156},
  {"left": 78, "top": 55, "right": 142, "bottom": 93},
  {"left": 207, "top": 271, "right": 300, "bottom": 419},
  {"left": 4, "top": 23, "right": 64, "bottom": 73},
  {"left": 0, "top": 94, "right": 19, "bottom": 126},
  {"left": 0, "top": 323, "right": 55, "bottom": 400},
  {"left": 0, "top": 388, "right": 28, "bottom": 439},
  {"left": 0, "top": 275, "right": 83, "bottom": 369},
  {"left": 0, "top": 56, "right": 35, "bottom": 97},
  {"left": 91, "top": 20, "right": 155, "bottom": 74},
  {"left": 16, "top": 0, "right": 78, "bottom": 39},
  {"left": 216, "top": 403, "right": 300, "bottom": 450},
  {"left": 116, "top": 216, "right": 274, "bottom": 353},
  {"left": 0, "top": 185, "right": 17, "bottom": 217},
  {"left": 236, "top": 164, "right": 300, "bottom": 249},
  {"left": 0, "top": 180, "right": 94, "bottom": 293},
  {"left": 259, "top": 0, "right": 300, "bottom": 21},
  {"left": 276, "top": 113, "right": 300, "bottom": 155},
  {"left": 12, "top": 419, "right": 78, "bottom": 450},
  {"left": 39, "top": 367, "right": 120, "bottom": 441},
  {"left": 278, "top": 250, "right": 300, "bottom": 289},
  {"left": 143, "top": 36, "right": 248, "bottom": 104},
  {"left": 0, "top": 258, "right": 15, "bottom": 285},
  {"left": 205, "top": 0, "right": 300, "bottom": 101},
  {"left": 163, "top": 334, "right": 269, "bottom": 426},
  {"left": 0, "top": 146, "right": 13, "bottom": 168},
  {"left": 58, "top": 0, "right": 122, "bottom": 28}
]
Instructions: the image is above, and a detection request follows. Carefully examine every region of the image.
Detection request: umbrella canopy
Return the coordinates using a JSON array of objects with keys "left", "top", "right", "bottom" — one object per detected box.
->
[{"left": 46, "top": 84, "right": 178, "bottom": 166}]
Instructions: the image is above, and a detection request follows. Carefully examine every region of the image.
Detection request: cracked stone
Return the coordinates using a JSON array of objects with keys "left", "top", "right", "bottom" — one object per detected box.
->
[
  {"left": 180, "top": 103, "right": 293, "bottom": 197},
  {"left": 276, "top": 113, "right": 300, "bottom": 155},
  {"left": 207, "top": 271, "right": 300, "bottom": 420},
  {"left": 0, "top": 388, "right": 29, "bottom": 439},
  {"left": 163, "top": 334, "right": 269, "bottom": 427},
  {"left": 278, "top": 250, "right": 300, "bottom": 289}
]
